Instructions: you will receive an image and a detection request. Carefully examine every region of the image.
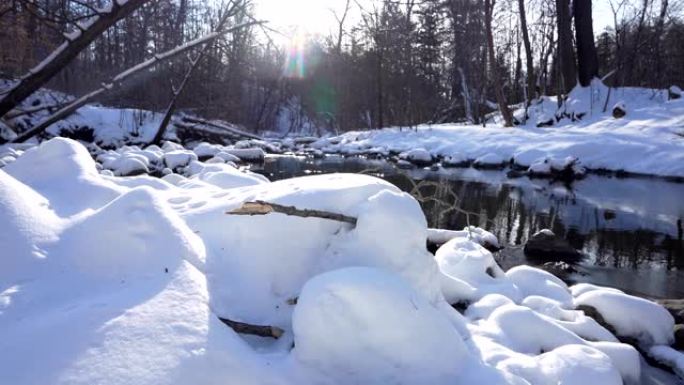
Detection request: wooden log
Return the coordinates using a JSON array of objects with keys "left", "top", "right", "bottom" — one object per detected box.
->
[
  {"left": 228, "top": 200, "right": 357, "bottom": 226},
  {"left": 181, "top": 116, "right": 262, "bottom": 140},
  {"left": 218, "top": 317, "right": 284, "bottom": 339}
]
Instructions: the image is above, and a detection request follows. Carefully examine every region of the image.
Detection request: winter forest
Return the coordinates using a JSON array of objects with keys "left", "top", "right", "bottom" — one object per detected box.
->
[
  {"left": 1, "top": 0, "right": 683, "bottom": 133},
  {"left": 2, "top": 0, "right": 684, "bottom": 384}
]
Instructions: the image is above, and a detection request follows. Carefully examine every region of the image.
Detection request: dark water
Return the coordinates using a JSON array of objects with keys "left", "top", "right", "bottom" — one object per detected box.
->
[{"left": 253, "top": 155, "right": 684, "bottom": 299}]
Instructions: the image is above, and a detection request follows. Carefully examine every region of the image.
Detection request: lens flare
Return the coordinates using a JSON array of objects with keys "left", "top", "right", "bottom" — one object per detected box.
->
[{"left": 284, "top": 31, "right": 307, "bottom": 78}]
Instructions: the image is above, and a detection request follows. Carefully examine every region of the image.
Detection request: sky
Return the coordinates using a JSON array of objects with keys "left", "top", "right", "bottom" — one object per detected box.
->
[{"left": 254, "top": 0, "right": 614, "bottom": 45}]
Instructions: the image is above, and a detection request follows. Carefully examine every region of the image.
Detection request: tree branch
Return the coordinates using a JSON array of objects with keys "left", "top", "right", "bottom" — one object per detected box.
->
[{"left": 228, "top": 201, "right": 358, "bottom": 226}]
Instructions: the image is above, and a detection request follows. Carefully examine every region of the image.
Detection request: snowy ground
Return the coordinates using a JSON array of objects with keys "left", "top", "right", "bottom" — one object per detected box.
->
[
  {"left": 310, "top": 84, "right": 684, "bottom": 179},
  {"left": 1, "top": 137, "right": 682, "bottom": 384}
]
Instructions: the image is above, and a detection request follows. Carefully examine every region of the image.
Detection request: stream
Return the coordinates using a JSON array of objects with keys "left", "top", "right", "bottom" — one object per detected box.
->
[{"left": 253, "top": 155, "right": 684, "bottom": 299}]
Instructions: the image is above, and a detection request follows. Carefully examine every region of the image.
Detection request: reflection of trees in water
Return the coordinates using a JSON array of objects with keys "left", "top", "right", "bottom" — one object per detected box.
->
[{"left": 260, "top": 157, "right": 684, "bottom": 271}]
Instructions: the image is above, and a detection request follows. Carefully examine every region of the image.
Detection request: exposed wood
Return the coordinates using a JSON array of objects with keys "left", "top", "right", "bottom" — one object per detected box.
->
[
  {"left": 218, "top": 317, "right": 284, "bottom": 339},
  {"left": 0, "top": 0, "right": 151, "bottom": 119},
  {"left": 228, "top": 200, "right": 358, "bottom": 226}
]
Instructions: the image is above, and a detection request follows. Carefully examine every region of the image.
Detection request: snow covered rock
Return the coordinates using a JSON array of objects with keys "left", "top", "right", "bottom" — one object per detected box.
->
[
  {"left": 222, "top": 148, "right": 265, "bottom": 161},
  {"left": 399, "top": 148, "right": 433, "bottom": 166},
  {"left": 163, "top": 149, "right": 198, "bottom": 169},
  {"left": 523, "top": 229, "right": 581, "bottom": 261},
  {"left": 436, "top": 237, "right": 520, "bottom": 304},
  {"left": 473, "top": 153, "right": 507, "bottom": 169},
  {"left": 188, "top": 161, "right": 269, "bottom": 189},
  {"left": 506, "top": 265, "right": 573, "bottom": 308},
  {"left": 292, "top": 267, "right": 469, "bottom": 384},
  {"left": 669, "top": 85, "right": 682, "bottom": 100},
  {"left": 501, "top": 344, "right": 623, "bottom": 385},
  {"left": 441, "top": 153, "right": 469, "bottom": 167},
  {"left": 612, "top": 101, "right": 627, "bottom": 118},
  {"left": 648, "top": 345, "right": 684, "bottom": 378},
  {"left": 574, "top": 289, "right": 675, "bottom": 346}
]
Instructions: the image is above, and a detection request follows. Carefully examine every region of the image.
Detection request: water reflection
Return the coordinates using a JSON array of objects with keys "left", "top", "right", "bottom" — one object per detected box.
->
[{"left": 254, "top": 155, "right": 684, "bottom": 298}]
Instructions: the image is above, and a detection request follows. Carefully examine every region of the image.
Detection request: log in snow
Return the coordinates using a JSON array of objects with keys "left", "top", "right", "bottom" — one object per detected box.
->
[
  {"left": 181, "top": 116, "right": 263, "bottom": 140},
  {"left": 228, "top": 201, "right": 358, "bottom": 225},
  {"left": 217, "top": 317, "right": 284, "bottom": 339}
]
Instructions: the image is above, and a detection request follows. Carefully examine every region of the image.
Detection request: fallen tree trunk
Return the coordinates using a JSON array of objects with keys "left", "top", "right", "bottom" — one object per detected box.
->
[
  {"left": 0, "top": 0, "right": 151, "bottom": 119},
  {"left": 181, "top": 116, "right": 262, "bottom": 140},
  {"left": 11, "top": 21, "right": 261, "bottom": 143},
  {"left": 228, "top": 201, "right": 357, "bottom": 226},
  {"left": 217, "top": 317, "right": 284, "bottom": 339}
]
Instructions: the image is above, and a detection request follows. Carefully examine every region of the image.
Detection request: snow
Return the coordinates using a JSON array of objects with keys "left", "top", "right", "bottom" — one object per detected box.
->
[
  {"left": 292, "top": 267, "right": 469, "bottom": 384},
  {"left": 399, "top": 148, "right": 432, "bottom": 164},
  {"left": 506, "top": 265, "right": 574, "bottom": 308},
  {"left": 574, "top": 288, "right": 675, "bottom": 346},
  {"left": 163, "top": 149, "right": 198, "bottom": 169},
  {"left": 310, "top": 84, "right": 684, "bottom": 178},
  {"left": 0, "top": 137, "right": 676, "bottom": 385},
  {"left": 648, "top": 345, "right": 684, "bottom": 378},
  {"left": 436, "top": 236, "right": 520, "bottom": 303}
]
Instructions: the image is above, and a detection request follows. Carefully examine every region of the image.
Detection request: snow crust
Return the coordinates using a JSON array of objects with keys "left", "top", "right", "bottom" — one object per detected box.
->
[{"left": 0, "top": 137, "right": 676, "bottom": 385}]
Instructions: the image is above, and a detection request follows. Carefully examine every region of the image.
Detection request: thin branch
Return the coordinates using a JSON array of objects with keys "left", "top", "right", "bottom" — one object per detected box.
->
[
  {"left": 228, "top": 201, "right": 358, "bottom": 226},
  {"left": 218, "top": 317, "right": 284, "bottom": 339}
]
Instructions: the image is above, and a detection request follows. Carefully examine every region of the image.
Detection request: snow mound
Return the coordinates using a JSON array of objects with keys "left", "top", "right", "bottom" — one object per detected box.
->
[
  {"left": 292, "top": 267, "right": 468, "bottom": 384},
  {"left": 575, "top": 289, "right": 675, "bottom": 346},
  {"left": 436, "top": 237, "right": 520, "bottom": 303},
  {"left": 506, "top": 265, "right": 573, "bottom": 308},
  {"left": 54, "top": 187, "right": 206, "bottom": 280},
  {"left": 501, "top": 344, "right": 623, "bottom": 385},
  {"left": 4, "top": 137, "right": 124, "bottom": 216}
]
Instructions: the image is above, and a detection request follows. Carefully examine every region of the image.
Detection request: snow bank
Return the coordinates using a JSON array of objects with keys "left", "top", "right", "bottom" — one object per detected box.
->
[
  {"left": 0, "top": 137, "right": 673, "bottom": 385},
  {"left": 310, "top": 85, "right": 684, "bottom": 178}
]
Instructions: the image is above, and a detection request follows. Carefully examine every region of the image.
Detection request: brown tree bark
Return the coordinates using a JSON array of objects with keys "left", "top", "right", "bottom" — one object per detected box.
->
[
  {"left": 573, "top": 0, "right": 599, "bottom": 87},
  {"left": 484, "top": 0, "right": 514, "bottom": 127},
  {"left": 0, "top": 0, "right": 151, "bottom": 119}
]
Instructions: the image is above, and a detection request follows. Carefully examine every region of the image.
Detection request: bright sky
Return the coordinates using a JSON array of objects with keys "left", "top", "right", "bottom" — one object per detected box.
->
[
  {"left": 254, "top": 0, "right": 614, "bottom": 45},
  {"left": 255, "top": 0, "right": 365, "bottom": 41}
]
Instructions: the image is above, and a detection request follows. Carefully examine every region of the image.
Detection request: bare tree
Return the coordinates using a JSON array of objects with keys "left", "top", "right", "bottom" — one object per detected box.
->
[
  {"left": 574, "top": 0, "right": 599, "bottom": 86},
  {"left": 0, "top": 0, "right": 152, "bottom": 118},
  {"left": 484, "top": 0, "right": 514, "bottom": 127},
  {"left": 556, "top": 0, "right": 577, "bottom": 94}
]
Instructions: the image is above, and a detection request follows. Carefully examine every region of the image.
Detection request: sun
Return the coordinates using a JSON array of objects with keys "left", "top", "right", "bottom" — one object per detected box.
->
[{"left": 255, "top": 0, "right": 348, "bottom": 36}]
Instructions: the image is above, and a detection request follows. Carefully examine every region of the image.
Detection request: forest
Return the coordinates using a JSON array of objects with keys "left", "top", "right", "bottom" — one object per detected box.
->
[{"left": 1, "top": 0, "right": 682, "bottom": 135}]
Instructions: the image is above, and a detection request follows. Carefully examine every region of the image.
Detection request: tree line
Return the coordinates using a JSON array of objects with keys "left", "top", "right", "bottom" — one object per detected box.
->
[{"left": 0, "top": 0, "right": 682, "bottom": 136}]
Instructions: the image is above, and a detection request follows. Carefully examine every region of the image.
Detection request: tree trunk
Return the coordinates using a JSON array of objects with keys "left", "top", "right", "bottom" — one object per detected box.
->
[
  {"left": 555, "top": 0, "right": 577, "bottom": 94},
  {"left": 573, "top": 0, "right": 599, "bottom": 87},
  {"left": 484, "top": 0, "right": 514, "bottom": 127},
  {"left": 0, "top": 0, "right": 151, "bottom": 119},
  {"left": 518, "top": 0, "right": 535, "bottom": 104}
]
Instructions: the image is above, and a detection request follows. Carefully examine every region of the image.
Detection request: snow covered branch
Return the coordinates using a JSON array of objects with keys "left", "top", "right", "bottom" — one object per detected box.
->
[
  {"left": 0, "top": 0, "right": 150, "bottom": 119},
  {"left": 10, "top": 21, "right": 262, "bottom": 143},
  {"left": 228, "top": 201, "right": 358, "bottom": 225}
]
